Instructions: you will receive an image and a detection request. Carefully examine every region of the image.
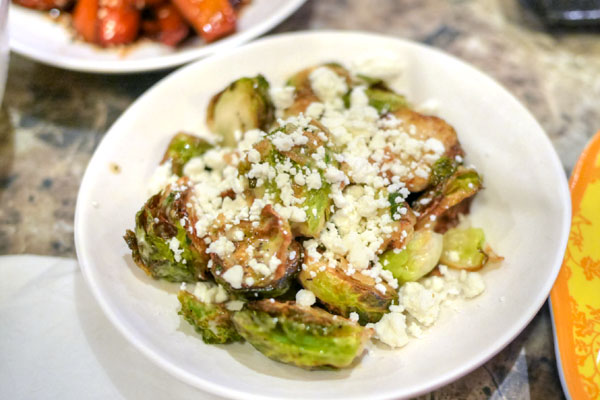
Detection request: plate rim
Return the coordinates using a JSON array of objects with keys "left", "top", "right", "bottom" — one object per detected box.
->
[
  {"left": 8, "top": 0, "right": 306, "bottom": 73},
  {"left": 74, "top": 30, "right": 572, "bottom": 399}
]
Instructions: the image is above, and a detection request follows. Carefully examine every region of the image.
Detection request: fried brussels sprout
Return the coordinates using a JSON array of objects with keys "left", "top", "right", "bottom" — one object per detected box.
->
[
  {"left": 161, "top": 132, "right": 212, "bottom": 176},
  {"left": 379, "top": 229, "right": 443, "bottom": 284},
  {"left": 440, "top": 227, "right": 502, "bottom": 270},
  {"left": 284, "top": 63, "right": 352, "bottom": 116},
  {"left": 232, "top": 300, "right": 373, "bottom": 368},
  {"left": 207, "top": 75, "right": 274, "bottom": 147},
  {"left": 178, "top": 290, "right": 243, "bottom": 344},
  {"left": 209, "top": 205, "right": 302, "bottom": 298},
  {"left": 242, "top": 122, "right": 336, "bottom": 238},
  {"left": 124, "top": 179, "right": 210, "bottom": 282},
  {"left": 299, "top": 257, "right": 397, "bottom": 324},
  {"left": 383, "top": 109, "right": 464, "bottom": 192},
  {"left": 413, "top": 166, "right": 483, "bottom": 231}
]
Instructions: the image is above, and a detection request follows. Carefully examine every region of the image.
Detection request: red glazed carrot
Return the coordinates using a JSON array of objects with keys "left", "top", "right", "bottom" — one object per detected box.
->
[
  {"left": 96, "top": 0, "right": 141, "bottom": 46},
  {"left": 13, "top": 0, "right": 71, "bottom": 10},
  {"left": 73, "top": 0, "right": 99, "bottom": 43},
  {"left": 143, "top": 2, "right": 190, "bottom": 46},
  {"left": 170, "top": 0, "right": 236, "bottom": 43}
]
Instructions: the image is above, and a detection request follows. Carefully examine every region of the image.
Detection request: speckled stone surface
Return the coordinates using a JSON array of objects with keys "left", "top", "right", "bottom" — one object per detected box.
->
[{"left": 2, "top": 0, "right": 598, "bottom": 398}]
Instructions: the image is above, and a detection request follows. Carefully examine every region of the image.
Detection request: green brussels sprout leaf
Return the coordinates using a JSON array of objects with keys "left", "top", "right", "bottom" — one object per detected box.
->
[
  {"left": 379, "top": 229, "right": 443, "bottom": 284},
  {"left": 232, "top": 300, "right": 373, "bottom": 368},
  {"left": 207, "top": 75, "right": 274, "bottom": 147},
  {"left": 178, "top": 290, "right": 243, "bottom": 344},
  {"left": 161, "top": 132, "right": 212, "bottom": 176},
  {"left": 124, "top": 179, "right": 210, "bottom": 282},
  {"left": 299, "top": 257, "right": 397, "bottom": 324},
  {"left": 440, "top": 227, "right": 502, "bottom": 270}
]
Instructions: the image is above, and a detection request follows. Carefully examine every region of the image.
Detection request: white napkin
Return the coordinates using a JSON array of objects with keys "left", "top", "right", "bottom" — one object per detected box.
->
[{"left": 0, "top": 255, "right": 226, "bottom": 400}]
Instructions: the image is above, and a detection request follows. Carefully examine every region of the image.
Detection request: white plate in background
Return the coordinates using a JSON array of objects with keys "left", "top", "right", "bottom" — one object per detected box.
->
[
  {"left": 8, "top": 0, "right": 305, "bottom": 73},
  {"left": 74, "top": 31, "right": 571, "bottom": 399}
]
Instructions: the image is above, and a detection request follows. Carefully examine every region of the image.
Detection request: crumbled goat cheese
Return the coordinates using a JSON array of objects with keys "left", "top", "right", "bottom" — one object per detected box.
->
[
  {"left": 372, "top": 311, "right": 409, "bottom": 348},
  {"left": 399, "top": 282, "right": 439, "bottom": 327},
  {"left": 168, "top": 237, "right": 184, "bottom": 263},
  {"left": 309, "top": 67, "right": 348, "bottom": 103},
  {"left": 192, "top": 281, "right": 229, "bottom": 304},
  {"left": 296, "top": 289, "right": 317, "bottom": 307},
  {"left": 221, "top": 265, "right": 244, "bottom": 289},
  {"left": 270, "top": 86, "right": 295, "bottom": 110}
]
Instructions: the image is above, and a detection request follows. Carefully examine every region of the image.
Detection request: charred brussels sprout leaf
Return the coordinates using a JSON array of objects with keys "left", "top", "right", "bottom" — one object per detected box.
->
[
  {"left": 210, "top": 205, "right": 302, "bottom": 298},
  {"left": 364, "top": 88, "right": 407, "bottom": 114},
  {"left": 124, "top": 179, "right": 209, "bottom": 282},
  {"left": 178, "top": 291, "right": 243, "bottom": 344},
  {"left": 232, "top": 300, "right": 372, "bottom": 368},
  {"left": 413, "top": 167, "right": 482, "bottom": 231},
  {"left": 429, "top": 156, "right": 457, "bottom": 187},
  {"left": 380, "top": 229, "right": 443, "bottom": 284},
  {"left": 207, "top": 75, "right": 274, "bottom": 147},
  {"left": 161, "top": 132, "right": 212, "bottom": 176},
  {"left": 440, "top": 227, "right": 499, "bottom": 270},
  {"left": 299, "top": 258, "right": 397, "bottom": 324}
]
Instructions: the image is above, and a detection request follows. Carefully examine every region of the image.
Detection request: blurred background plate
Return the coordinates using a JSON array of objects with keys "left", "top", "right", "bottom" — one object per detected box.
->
[{"left": 8, "top": 0, "right": 305, "bottom": 73}]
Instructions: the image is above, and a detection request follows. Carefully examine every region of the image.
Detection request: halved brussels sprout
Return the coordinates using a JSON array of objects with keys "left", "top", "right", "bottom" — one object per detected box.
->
[
  {"left": 241, "top": 122, "right": 336, "bottom": 238},
  {"left": 440, "top": 227, "right": 501, "bottom": 270},
  {"left": 286, "top": 62, "right": 352, "bottom": 95},
  {"left": 386, "top": 108, "right": 464, "bottom": 192},
  {"left": 178, "top": 290, "right": 243, "bottom": 344},
  {"left": 206, "top": 75, "right": 274, "bottom": 147},
  {"left": 124, "top": 178, "right": 209, "bottom": 282},
  {"left": 299, "top": 257, "right": 397, "bottom": 324},
  {"left": 161, "top": 132, "right": 212, "bottom": 176},
  {"left": 232, "top": 300, "right": 373, "bottom": 369},
  {"left": 209, "top": 205, "right": 302, "bottom": 298},
  {"left": 379, "top": 229, "right": 443, "bottom": 284},
  {"left": 413, "top": 166, "right": 483, "bottom": 231},
  {"left": 284, "top": 63, "right": 352, "bottom": 116}
]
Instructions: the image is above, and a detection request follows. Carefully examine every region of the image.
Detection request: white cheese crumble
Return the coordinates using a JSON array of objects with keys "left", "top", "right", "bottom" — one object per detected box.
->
[
  {"left": 270, "top": 86, "right": 295, "bottom": 111},
  {"left": 295, "top": 289, "right": 316, "bottom": 307},
  {"left": 221, "top": 265, "right": 244, "bottom": 289},
  {"left": 192, "top": 281, "right": 229, "bottom": 304},
  {"left": 309, "top": 67, "right": 348, "bottom": 103},
  {"left": 168, "top": 237, "right": 184, "bottom": 263},
  {"left": 372, "top": 311, "right": 409, "bottom": 348}
]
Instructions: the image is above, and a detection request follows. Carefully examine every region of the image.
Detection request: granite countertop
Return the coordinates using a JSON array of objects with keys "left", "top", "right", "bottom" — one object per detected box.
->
[{"left": 2, "top": 0, "right": 599, "bottom": 398}]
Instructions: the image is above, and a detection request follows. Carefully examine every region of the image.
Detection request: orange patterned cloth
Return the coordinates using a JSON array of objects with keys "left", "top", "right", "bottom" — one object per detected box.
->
[{"left": 551, "top": 131, "right": 600, "bottom": 400}]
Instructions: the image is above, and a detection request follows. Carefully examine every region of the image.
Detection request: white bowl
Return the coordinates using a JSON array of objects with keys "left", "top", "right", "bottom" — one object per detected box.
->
[
  {"left": 8, "top": 0, "right": 305, "bottom": 73},
  {"left": 74, "top": 31, "right": 571, "bottom": 399}
]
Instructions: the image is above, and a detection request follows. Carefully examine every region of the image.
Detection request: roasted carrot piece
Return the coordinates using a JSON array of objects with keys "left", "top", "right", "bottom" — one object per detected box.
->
[
  {"left": 73, "top": 0, "right": 98, "bottom": 43},
  {"left": 170, "top": 0, "right": 236, "bottom": 43},
  {"left": 142, "top": 2, "right": 190, "bottom": 46},
  {"left": 97, "top": 0, "right": 141, "bottom": 46},
  {"left": 13, "top": 0, "right": 71, "bottom": 10}
]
